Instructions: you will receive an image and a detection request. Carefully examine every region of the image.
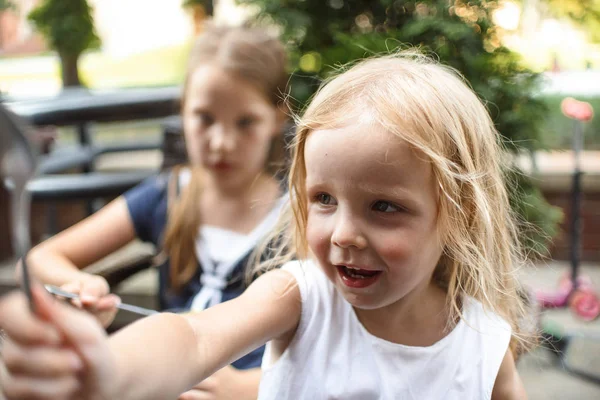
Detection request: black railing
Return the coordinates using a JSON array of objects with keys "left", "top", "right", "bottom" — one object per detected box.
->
[
  {"left": 4, "top": 86, "right": 184, "bottom": 232},
  {"left": 7, "top": 86, "right": 181, "bottom": 127}
]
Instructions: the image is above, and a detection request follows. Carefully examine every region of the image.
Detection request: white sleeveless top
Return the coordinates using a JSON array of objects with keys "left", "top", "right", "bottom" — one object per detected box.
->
[
  {"left": 179, "top": 167, "right": 288, "bottom": 311},
  {"left": 258, "top": 260, "right": 512, "bottom": 400}
]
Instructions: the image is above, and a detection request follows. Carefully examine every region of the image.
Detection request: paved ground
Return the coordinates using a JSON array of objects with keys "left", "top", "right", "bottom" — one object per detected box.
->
[{"left": 518, "top": 262, "right": 600, "bottom": 399}]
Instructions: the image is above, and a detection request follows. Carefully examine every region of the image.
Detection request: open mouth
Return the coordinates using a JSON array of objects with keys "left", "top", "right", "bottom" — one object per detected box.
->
[
  {"left": 336, "top": 265, "right": 382, "bottom": 288},
  {"left": 212, "top": 161, "right": 233, "bottom": 171}
]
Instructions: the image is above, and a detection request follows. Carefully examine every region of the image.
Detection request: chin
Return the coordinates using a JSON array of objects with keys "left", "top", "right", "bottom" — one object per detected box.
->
[{"left": 335, "top": 285, "right": 384, "bottom": 310}]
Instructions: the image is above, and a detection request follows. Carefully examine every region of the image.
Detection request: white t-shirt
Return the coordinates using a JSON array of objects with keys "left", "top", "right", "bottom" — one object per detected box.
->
[{"left": 258, "top": 260, "right": 512, "bottom": 400}]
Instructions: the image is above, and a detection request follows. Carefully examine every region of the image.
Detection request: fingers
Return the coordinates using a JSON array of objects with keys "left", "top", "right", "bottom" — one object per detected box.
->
[
  {"left": 59, "top": 275, "right": 110, "bottom": 308},
  {"left": 2, "top": 373, "right": 80, "bottom": 400},
  {"left": 37, "top": 284, "right": 106, "bottom": 350},
  {"left": 0, "top": 290, "right": 61, "bottom": 346},
  {"left": 96, "top": 294, "right": 121, "bottom": 311},
  {"left": 59, "top": 277, "right": 119, "bottom": 326},
  {"left": 178, "top": 388, "right": 214, "bottom": 400},
  {"left": 79, "top": 276, "right": 110, "bottom": 307},
  {"left": 0, "top": 286, "right": 113, "bottom": 400},
  {"left": 2, "top": 336, "right": 82, "bottom": 378},
  {"left": 58, "top": 281, "right": 83, "bottom": 308}
]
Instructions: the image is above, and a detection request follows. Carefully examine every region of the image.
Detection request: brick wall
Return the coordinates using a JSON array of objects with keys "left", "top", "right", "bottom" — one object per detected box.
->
[
  {"left": 542, "top": 183, "right": 600, "bottom": 262},
  {"left": 0, "top": 184, "right": 99, "bottom": 260}
]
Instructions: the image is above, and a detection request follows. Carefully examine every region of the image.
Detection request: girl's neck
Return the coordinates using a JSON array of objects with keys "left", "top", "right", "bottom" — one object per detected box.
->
[
  {"left": 353, "top": 282, "right": 452, "bottom": 347},
  {"left": 204, "top": 172, "right": 278, "bottom": 202},
  {"left": 200, "top": 173, "right": 282, "bottom": 234}
]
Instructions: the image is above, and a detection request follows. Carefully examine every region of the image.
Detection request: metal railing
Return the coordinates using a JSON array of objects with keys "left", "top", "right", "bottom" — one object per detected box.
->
[{"left": 4, "top": 85, "right": 183, "bottom": 231}]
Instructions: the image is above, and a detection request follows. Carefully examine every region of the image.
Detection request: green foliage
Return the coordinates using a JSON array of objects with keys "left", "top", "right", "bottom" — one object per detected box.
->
[
  {"left": 543, "top": 0, "right": 600, "bottom": 42},
  {"left": 28, "top": 0, "right": 100, "bottom": 58},
  {"left": 506, "top": 168, "right": 563, "bottom": 257},
  {"left": 182, "top": 0, "right": 214, "bottom": 15},
  {"left": 239, "top": 0, "right": 562, "bottom": 256},
  {"left": 0, "top": 0, "right": 14, "bottom": 11}
]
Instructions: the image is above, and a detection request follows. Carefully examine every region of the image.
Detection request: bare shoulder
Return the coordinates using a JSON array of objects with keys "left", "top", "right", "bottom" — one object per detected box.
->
[
  {"left": 245, "top": 269, "right": 300, "bottom": 298},
  {"left": 491, "top": 348, "right": 528, "bottom": 400},
  {"left": 242, "top": 269, "right": 302, "bottom": 336}
]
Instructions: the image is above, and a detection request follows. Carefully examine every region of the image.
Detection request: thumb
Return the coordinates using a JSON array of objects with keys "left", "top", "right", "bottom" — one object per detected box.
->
[
  {"left": 80, "top": 277, "right": 109, "bottom": 305},
  {"left": 32, "top": 284, "right": 107, "bottom": 355},
  {"left": 60, "top": 281, "right": 83, "bottom": 295}
]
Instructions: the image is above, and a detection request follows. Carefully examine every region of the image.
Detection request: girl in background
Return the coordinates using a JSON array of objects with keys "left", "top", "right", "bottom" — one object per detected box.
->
[{"left": 12, "top": 24, "right": 290, "bottom": 400}]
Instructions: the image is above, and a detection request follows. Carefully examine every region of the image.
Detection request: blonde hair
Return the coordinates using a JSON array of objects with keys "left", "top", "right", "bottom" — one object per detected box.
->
[
  {"left": 255, "top": 50, "right": 531, "bottom": 356},
  {"left": 164, "top": 25, "right": 289, "bottom": 291}
]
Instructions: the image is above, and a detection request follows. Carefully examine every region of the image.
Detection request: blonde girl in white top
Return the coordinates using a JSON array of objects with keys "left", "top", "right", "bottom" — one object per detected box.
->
[{"left": 0, "top": 51, "right": 530, "bottom": 400}]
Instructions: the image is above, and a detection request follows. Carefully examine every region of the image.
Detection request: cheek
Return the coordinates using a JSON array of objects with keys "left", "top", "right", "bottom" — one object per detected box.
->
[
  {"left": 376, "top": 235, "right": 413, "bottom": 263},
  {"left": 183, "top": 133, "right": 203, "bottom": 164},
  {"left": 378, "top": 229, "right": 443, "bottom": 279},
  {"left": 306, "top": 212, "right": 330, "bottom": 257},
  {"left": 244, "top": 133, "right": 275, "bottom": 163}
]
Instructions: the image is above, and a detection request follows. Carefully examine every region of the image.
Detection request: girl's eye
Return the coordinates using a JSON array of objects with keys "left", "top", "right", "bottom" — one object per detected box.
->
[
  {"left": 197, "top": 112, "right": 214, "bottom": 125},
  {"left": 315, "top": 193, "right": 336, "bottom": 205},
  {"left": 372, "top": 201, "right": 402, "bottom": 213},
  {"left": 237, "top": 116, "right": 256, "bottom": 129}
]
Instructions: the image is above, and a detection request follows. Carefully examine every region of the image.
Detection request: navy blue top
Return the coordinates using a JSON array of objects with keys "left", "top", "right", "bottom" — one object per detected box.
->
[{"left": 123, "top": 173, "right": 264, "bottom": 369}]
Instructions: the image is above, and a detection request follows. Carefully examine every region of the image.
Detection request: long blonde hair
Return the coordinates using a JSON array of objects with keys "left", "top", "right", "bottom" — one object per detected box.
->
[
  {"left": 255, "top": 50, "right": 531, "bottom": 355},
  {"left": 164, "top": 25, "right": 289, "bottom": 291}
]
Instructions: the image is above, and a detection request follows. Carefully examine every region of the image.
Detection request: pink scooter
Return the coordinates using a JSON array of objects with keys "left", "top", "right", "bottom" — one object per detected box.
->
[
  {"left": 536, "top": 273, "right": 600, "bottom": 322},
  {"left": 536, "top": 98, "right": 599, "bottom": 322}
]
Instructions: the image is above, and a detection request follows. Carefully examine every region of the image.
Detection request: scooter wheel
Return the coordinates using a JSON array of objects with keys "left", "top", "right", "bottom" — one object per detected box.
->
[{"left": 570, "top": 289, "right": 600, "bottom": 322}]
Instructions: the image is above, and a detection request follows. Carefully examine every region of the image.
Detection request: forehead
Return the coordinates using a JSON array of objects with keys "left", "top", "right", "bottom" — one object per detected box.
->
[
  {"left": 304, "top": 122, "right": 433, "bottom": 189},
  {"left": 187, "top": 65, "right": 271, "bottom": 111}
]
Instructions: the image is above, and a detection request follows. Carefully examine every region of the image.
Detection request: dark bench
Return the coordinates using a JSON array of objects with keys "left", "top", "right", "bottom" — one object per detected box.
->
[{"left": 1, "top": 87, "right": 184, "bottom": 254}]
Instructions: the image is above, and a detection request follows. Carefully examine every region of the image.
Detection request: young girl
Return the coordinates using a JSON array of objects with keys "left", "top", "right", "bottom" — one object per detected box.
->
[
  {"left": 10, "top": 25, "right": 289, "bottom": 399},
  {"left": 0, "top": 51, "right": 530, "bottom": 399}
]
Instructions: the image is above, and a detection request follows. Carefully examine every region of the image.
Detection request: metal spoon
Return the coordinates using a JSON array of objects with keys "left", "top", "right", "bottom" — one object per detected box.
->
[
  {"left": 45, "top": 284, "right": 158, "bottom": 317},
  {"left": 0, "top": 103, "right": 37, "bottom": 311}
]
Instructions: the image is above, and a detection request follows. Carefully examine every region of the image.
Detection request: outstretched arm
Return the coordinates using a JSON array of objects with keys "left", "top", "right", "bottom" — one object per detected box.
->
[
  {"left": 115, "top": 268, "right": 300, "bottom": 398},
  {"left": 0, "top": 269, "right": 300, "bottom": 400}
]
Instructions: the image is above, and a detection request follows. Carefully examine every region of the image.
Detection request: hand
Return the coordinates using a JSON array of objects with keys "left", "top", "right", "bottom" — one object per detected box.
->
[
  {"left": 60, "top": 274, "right": 121, "bottom": 328},
  {"left": 0, "top": 284, "right": 117, "bottom": 400},
  {"left": 178, "top": 365, "right": 259, "bottom": 400}
]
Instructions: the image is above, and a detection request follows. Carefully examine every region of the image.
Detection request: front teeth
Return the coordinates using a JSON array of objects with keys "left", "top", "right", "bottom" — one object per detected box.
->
[{"left": 343, "top": 266, "right": 367, "bottom": 279}]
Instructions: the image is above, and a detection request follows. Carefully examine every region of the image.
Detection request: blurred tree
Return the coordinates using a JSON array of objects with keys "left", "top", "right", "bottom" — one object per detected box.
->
[
  {"left": 28, "top": 0, "right": 100, "bottom": 87},
  {"left": 0, "top": 0, "right": 14, "bottom": 11},
  {"left": 182, "top": 0, "right": 214, "bottom": 35},
  {"left": 239, "top": 0, "right": 562, "bottom": 256},
  {"left": 543, "top": 0, "right": 600, "bottom": 42}
]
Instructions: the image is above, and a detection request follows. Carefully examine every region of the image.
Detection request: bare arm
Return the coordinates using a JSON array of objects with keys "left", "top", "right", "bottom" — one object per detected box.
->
[
  {"left": 15, "top": 197, "right": 136, "bottom": 285},
  {"left": 178, "top": 365, "right": 261, "bottom": 400},
  {"left": 109, "top": 269, "right": 301, "bottom": 400},
  {"left": 491, "top": 349, "right": 527, "bottom": 400}
]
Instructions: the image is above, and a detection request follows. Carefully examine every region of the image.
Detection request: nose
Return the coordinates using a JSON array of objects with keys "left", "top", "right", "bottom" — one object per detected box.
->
[
  {"left": 331, "top": 212, "right": 367, "bottom": 250},
  {"left": 209, "top": 124, "right": 236, "bottom": 153}
]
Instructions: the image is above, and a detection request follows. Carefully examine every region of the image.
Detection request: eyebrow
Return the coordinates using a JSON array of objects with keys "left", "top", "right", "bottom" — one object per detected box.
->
[
  {"left": 307, "top": 178, "right": 416, "bottom": 201},
  {"left": 356, "top": 183, "right": 416, "bottom": 200}
]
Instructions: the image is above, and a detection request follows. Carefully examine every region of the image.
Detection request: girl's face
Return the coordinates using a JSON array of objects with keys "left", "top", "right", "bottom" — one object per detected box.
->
[
  {"left": 304, "top": 120, "right": 444, "bottom": 315},
  {"left": 183, "top": 64, "right": 282, "bottom": 190}
]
